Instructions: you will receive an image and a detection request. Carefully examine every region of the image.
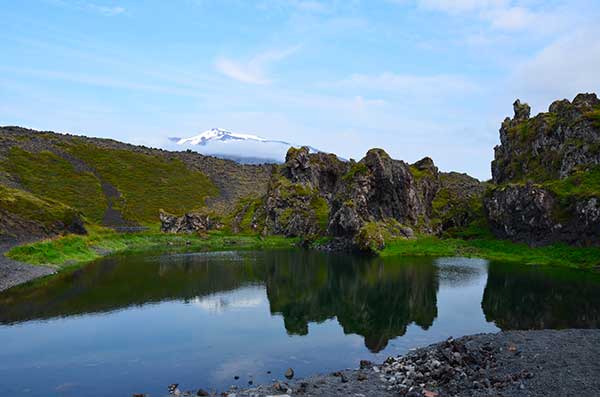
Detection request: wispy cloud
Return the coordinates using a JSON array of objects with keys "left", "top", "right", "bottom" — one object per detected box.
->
[
  {"left": 45, "top": 0, "right": 126, "bottom": 16},
  {"left": 397, "top": 0, "right": 568, "bottom": 34},
  {"left": 214, "top": 46, "right": 300, "bottom": 84},
  {"left": 389, "top": 0, "right": 508, "bottom": 14},
  {"left": 87, "top": 4, "right": 126, "bottom": 16},
  {"left": 511, "top": 27, "right": 600, "bottom": 108},
  {"left": 336, "top": 72, "right": 477, "bottom": 96}
]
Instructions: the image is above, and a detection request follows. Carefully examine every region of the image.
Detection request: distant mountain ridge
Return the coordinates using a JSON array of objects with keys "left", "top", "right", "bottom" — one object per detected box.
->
[
  {"left": 169, "top": 128, "right": 321, "bottom": 164},
  {"left": 170, "top": 128, "right": 291, "bottom": 146}
]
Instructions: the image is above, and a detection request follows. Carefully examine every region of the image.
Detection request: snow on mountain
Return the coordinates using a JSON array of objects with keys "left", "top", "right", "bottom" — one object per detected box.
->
[{"left": 168, "top": 128, "right": 320, "bottom": 164}]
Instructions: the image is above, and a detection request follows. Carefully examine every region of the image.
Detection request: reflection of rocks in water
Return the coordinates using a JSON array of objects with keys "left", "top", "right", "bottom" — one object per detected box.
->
[
  {"left": 0, "top": 250, "right": 440, "bottom": 351},
  {"left": 263, "top": 251, "right": 439, "bottom": 352},
  {"left": 482, "top": 262, "right": 600, "bottom": 330},
  {"left": 0, "top": 252, "right": 260, "bottom": 324},
  {"left": 435, "top": 257, "right": 488, "bottom": 288}
]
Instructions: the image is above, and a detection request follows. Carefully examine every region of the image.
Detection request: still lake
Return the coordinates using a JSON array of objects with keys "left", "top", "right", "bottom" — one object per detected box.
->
[{"left": 1, "top": 249, "right": 599, "bottom": 396}]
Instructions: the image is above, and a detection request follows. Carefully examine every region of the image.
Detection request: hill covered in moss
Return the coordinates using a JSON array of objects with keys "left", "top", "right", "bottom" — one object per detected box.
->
[{"left": 0, "top": 126, "right": 273, "bottom": 240}]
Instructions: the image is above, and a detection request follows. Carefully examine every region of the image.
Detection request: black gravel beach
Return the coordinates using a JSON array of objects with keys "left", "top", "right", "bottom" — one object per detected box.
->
[
  {"left": 0, "top": 241, "right": 55, "bottom": 292},
  {"left": 163, "top": 329, "right": 600, "bottom": 397}
]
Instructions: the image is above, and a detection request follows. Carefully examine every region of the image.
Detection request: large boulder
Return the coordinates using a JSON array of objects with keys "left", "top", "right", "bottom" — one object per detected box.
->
[
  {"left": 328, "top": 149, "right": 439, "bottom": 239},
  {"left": 159, "top": 210, "right": 222, "bottom": 233},
  {"left": 261, "top": 147, "right": 343, "bottom": 238}
]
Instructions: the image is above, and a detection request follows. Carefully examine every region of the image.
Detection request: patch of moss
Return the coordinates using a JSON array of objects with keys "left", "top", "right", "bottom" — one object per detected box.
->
[
  {"left": 2, "top": 148, "right": 107, "bottom": 222},
  {"left": 584, "top": 108, "right": 600, "bottom": 129},
  {"left": 409, "top": 165, "right": 431, "bottom": 181},
  {"left": 354, "top": 219, "right": 411, "bottom": 253},
  {"left": 342, "top": 162, "right": 368, "bottom": 181},
  {"left": 278, "top": 208, "right": 294, "bottom": 227},
  {"left": 543, "top": 165, "right": 600, "bottom": 199},
  {"left": 0, "top": 184, "right": 81, "bottom": 232},
  {"left": 65, "top": 144, "right": 218, "bottom": 223},
  {"left": 310, "top": 195, "right": 330, "bottom": 232},
  {"left": 227, "top": 196, "right": 264, "bottom": 233},
  {"left": 354, "top": 221, "right": 389, "bottom": 253}
]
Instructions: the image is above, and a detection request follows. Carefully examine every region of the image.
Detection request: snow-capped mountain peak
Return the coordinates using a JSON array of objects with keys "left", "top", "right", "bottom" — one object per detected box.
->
[
  {"left": 168, "top": 128, "right": 323, "bottom": 164},
  {"left": 174, "top": 128, "right": 286, "bottom": 146}
]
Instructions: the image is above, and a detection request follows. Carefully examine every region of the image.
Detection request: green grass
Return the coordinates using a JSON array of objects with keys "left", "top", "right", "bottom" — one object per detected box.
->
[
  {"left": 1, "top": 144, "right": 219, "bottom": 225},
  {"left": 311, "top": 195, "right": 330, "bottom": 232},
  {"left": 382, "top": 236, "right": 600, "bottom": 270},
  {"left": 342, "top": 162, "right": 368, "bottom": 181},
  {"left": 66, "top": 144, "right": 218, "bottom": 222},
  {"left": 7, "top": 227, "right": 298, "bottom": 268},
  {"left": 543, "top": 165, "right": 600, "bottom": 199},
  {"left": 585, "top": 108, "right": 600, "bottom": 129},
  {"left": 3, "top": 148, "right": 107, "bottom": 221},
  {"left": 0, "top": 184, "right": 81, "bottom": 234}
]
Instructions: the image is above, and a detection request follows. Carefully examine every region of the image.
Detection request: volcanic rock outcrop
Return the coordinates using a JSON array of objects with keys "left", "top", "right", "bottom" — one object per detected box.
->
[
  {"left": 485, "top": 93, "right": 600, "bottom": 246},
  {"left": 159, "top": 210, "right": 222, "bottom": 233},
  {"left": 227, "top": 147, "right": 484, "bottom": 251}
]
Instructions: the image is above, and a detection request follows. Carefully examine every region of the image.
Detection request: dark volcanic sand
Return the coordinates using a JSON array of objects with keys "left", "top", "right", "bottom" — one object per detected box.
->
[
  {"left": 170, "top": 330, "right": 600, "bottom": 397},
  {"left": 0, "top": 242, "right": 55, "bottom": 292}
]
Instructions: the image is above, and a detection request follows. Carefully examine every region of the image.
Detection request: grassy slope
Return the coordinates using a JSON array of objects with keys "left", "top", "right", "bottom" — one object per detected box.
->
[
  {"left": 3, "top": 148, "right": 107, "bottom": 222},
  {"left": 1, "top": 141, "right": 218, "bottom": 225},
  {"left": 0, "top": 184, "right": 81, "bottom": 236},
  {"left": 65, "top": 143, "right": 218, "bottom": 222},
  {"left": 382, "top": 236, "right": 600, "bottom": 270},
  {"left": 7, "top": 227, "right": 297, "bottom": 268}
]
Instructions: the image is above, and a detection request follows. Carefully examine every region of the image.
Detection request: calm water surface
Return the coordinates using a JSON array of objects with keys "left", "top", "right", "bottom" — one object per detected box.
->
[{"left": 1, "top": 249, "right": 600, "bottom": 396}]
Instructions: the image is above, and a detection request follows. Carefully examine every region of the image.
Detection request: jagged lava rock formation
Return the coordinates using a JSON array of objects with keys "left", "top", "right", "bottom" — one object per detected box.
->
[
  {"left": 485, "top": 93, "right": 600, "bottom": 246},
  {"left": 159, "top": 210, "right": 223, "bottom": 234},
  {"left": 226, "top": 147, "right": 484, "bottom": 251}
]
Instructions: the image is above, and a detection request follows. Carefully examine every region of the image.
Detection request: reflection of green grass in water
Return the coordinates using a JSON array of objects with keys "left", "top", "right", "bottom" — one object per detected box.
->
[
  {"left": 7, "top": 226, "right": 599, "bottom": 272},
  {"left": 382, "top": 236, "right": 600, "bottom": 270},
  {"left": 6, "top": 225, "right": 297, "bottom": 268}
]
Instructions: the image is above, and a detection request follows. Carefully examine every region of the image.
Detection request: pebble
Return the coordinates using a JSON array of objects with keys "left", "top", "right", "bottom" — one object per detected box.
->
[{"left": 284, "top": 368, "right": 294, "bottom": 379}]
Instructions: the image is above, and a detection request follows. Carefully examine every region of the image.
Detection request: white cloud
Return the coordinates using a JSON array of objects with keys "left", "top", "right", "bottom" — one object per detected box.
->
[
  {"left": 337, "top": 72, "right": 477, "bottom": 95},
  {"left": 46, "top": 1, "right": 126, "bottom": 16},
  {"left": 512, "top": 27, "right": 600, "bottom": 108},
  {"left": 484, "top": 6, "right": 534, "bottom": 30},
  {"left": 87, "top": 4, "right": 126, "bottom": 16},
  {"left": 415, "top": 0, "right": 508, "bottom": 14},
  {"left": 290, "top": 0, "right": 329, "bottom": 12},
  {"left": 398, "top": 0, "right": 570, "bottom": 34},
  {"left": 215, "top": 46, "right": 300, "bottom": 84}
]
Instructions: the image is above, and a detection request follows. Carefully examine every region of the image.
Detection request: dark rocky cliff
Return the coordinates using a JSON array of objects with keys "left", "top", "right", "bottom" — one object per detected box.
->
[
  {"left": 220, "top": 147, "right": 485, "bottom": 252},
  {"left": 485, "top": 93, "right": 600, "bottom": 246}
]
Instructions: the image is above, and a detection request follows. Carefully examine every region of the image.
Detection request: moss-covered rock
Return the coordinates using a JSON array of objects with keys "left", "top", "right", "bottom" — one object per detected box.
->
[
  {"left": 431, "top": 172, "right": 486, "bottom": 236},
  {"left": 492, "top": 93, "right": 600, "bottom": 184},
  {"left": 486, "top": 93, "right": 600, "bottom": 246},
  {"left": 353, "top": 220, "right": 414, "bottom": 253}
]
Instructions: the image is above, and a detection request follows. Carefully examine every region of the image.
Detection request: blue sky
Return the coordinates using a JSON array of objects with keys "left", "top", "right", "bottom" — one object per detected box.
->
[{"left": 1, "top": 0, "right": 599, "bottom": 180}]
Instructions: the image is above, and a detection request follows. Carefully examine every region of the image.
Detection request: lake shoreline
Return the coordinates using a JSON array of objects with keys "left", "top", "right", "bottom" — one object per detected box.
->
[
  {"left": 200, "top": 329, "right": 600, "bottom": 397},
  {"left": 0, "top": 230, "right": 298, "bottom": 292},
  {"left": 0, "top": 240, "right": 56, "bottom": 292},
  {"left": 3, "top": 229, "right": 599, "bottom": 294}
]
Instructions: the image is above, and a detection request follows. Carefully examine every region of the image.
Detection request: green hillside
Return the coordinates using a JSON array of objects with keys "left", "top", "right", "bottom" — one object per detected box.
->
[
  {"left": 0, "top": 127, "right": 221, "bottom": 236},
  {"left": 0, "top": 184, "right": 83, "bottom": 239}
]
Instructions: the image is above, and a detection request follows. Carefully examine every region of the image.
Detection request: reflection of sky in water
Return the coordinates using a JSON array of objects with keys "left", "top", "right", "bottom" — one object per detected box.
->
[
  {"left": 192, "top": 287, "right": 266, "bottom": 314},
  {"left": 1, "top": 252, "right": 596, "bottom": 397}
]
